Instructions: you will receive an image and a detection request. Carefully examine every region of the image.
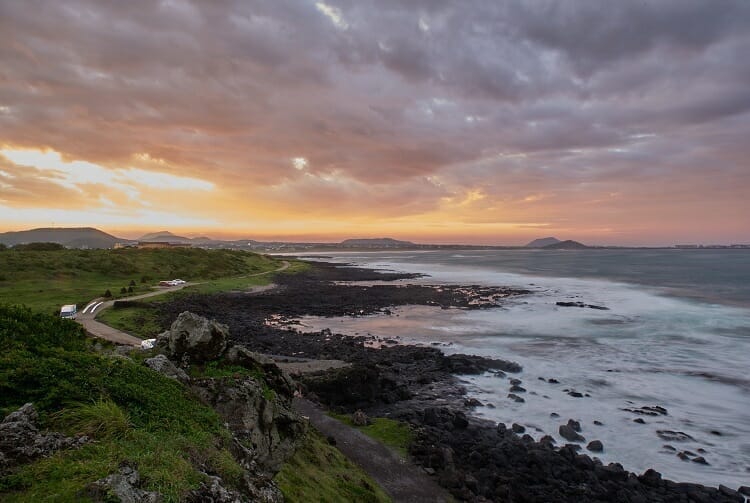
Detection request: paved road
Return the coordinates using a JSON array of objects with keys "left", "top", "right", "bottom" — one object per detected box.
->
[
  {"left": 294, "top": 398, "right": 452, "bottom": 503},
  {"left": 77, "top": 261, "right": 290, "bottom": 346}
]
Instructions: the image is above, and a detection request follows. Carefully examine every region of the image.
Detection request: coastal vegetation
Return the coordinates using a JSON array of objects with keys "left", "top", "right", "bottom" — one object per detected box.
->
[
  {"left": 274, "top": 429, "right": 391, "bottom": 503},
  {"left": 0, "top": 246, "right": 282, "bottom": 313},
  {"left": 0, "top": 304, "right": 243, "bottom": 501},
  {"left": 329, "top": 412, "right": 414, "bottom": 458}
]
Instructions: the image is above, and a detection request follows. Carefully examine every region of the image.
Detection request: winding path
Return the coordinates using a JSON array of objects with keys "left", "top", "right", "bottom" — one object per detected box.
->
[
  {"left": 77, "top": 261, "right": 289, "bottom": 346},
  {"left": 294, "top": 398, "right": 452, "bottom": 503},
  {"left": 77, "top": 260, "right": 449, "bottom": 502}
]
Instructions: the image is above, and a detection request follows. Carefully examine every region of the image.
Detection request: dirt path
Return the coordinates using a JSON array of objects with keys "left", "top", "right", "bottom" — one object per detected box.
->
[
  {"left": 77, "top": 261, "right": 289, "bottom": 346},
  {"left": 294, "top": 398, "right": 452, "bottom": 503}
]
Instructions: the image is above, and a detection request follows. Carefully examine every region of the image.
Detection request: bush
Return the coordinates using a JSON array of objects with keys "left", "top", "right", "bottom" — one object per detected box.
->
[
  {"left": 128, "top": 286, "right": 134, "bottom": 293},
  {"left": 104, "top": 289, "right": 112, "bottom": 298},
  {"left": 12, "top": 242, "right": 65, "bottom": 251},
  {"left": 120, "top": 287, "right": 127, "bottom": 294},
  {"left": 129, "top": 280, "right": 136, "bottom": 287}
]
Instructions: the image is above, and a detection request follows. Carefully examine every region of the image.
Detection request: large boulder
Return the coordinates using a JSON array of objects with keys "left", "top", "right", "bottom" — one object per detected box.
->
[
  {"left": 156, "top": 311, "right": 229, "bottom": 363},
  {"left": 1, "top": 403, "right": 88, "bottom": 475}
]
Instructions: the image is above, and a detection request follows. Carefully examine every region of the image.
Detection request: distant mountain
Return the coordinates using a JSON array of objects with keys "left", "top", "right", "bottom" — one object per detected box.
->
[
  {"left": 543, "top": 239, "right": 589, "bottom": 250},
  {"left": 339, "top": 238, "right": 415, "bottom": 248},
  {"left": 0, "top": 227, "right": 122, "bottom": 249},
  {"left": 526, "top": 237, "right": 561, "bottom": 248},
  {"left": 137, "top": 231, "right": 194, "bottom": 243}
]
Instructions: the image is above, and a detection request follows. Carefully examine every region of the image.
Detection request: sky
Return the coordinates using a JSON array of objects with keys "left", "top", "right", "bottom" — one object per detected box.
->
[{"left": 1, "top": 0, "right": 749, "bottom": 246}]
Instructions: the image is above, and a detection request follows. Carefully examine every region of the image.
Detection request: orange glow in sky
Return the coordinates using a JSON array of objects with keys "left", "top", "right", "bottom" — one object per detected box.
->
[{"left": 1, "top": 2, "right": 748, "bottom": 245}]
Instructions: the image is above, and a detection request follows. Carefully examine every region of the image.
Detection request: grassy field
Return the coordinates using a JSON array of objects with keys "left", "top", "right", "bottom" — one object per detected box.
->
[
  {"left": 329, "top": 412, "right": 414, "bottom": 458},
  {"left": 0, "top": 247, "right": 283, "bottom": 314}
]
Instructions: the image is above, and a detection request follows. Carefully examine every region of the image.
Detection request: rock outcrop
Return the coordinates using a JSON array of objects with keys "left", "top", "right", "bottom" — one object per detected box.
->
[
  {"left": 150, "top": 311, "right": 306, "bottom": 498},
  {"left": 0, "top": 403, "right": 88, "bottom": 475},
  {"left": 156, "top": 311, "right": 229, "bottom": 363},
  {"left": 191, "top": 375, "right": 305, "bottom": 474},
  {"left": 85, "top": 462, "right": 161, "bottom": 503},
  {"left": 144, "top": 354, "right": 190, "bottom": 383}
]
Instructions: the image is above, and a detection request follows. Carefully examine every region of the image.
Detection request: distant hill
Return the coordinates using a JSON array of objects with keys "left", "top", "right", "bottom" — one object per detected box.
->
[
  {"left": 0, "top": 227, "right": 122, "bottom": 249},
  {"left": 339, "top": 238, "right": 415, "bottom": 248},
  {"left": 137, "top": 231, "right": 198, "bottom": 243},
  {"left": 526, "top": 237, "right": 561, "bottom": 248},
  {"left": 543, "top": 239, "right": 588, "bottom": 250}
]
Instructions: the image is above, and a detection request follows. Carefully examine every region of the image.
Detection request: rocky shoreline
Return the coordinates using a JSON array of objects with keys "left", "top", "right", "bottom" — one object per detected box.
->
[{"left": 156, "top": 261, "right": 748, "bottom": 502}]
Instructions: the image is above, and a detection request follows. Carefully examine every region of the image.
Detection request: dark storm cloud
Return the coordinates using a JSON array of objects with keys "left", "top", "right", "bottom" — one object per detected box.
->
[{"left": 0, "top": 0, "right": 748, "bottom": 240}]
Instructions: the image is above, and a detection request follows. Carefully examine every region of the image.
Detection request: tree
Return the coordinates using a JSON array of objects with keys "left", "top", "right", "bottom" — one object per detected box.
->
[
  {"left": 128, "top": 286, "right": 134, "bottom": 293},
  {"left": 129, "top": 279, "right": 136, "bottom": 286},
  {"left": 120, "top": 287, "right": 127, "bottom": 294},
  {"left": 104, "top": 289, "right": 112, "bottom": 298}
]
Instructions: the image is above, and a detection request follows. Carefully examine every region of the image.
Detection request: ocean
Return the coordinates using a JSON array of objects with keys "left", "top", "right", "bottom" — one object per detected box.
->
[{"left": 294, "top": 249, "right": 750, "bottom": 489}]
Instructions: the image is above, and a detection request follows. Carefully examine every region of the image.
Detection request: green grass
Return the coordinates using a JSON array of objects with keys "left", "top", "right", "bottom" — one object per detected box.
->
[
  {"left": 51, "top": 397, "right": 133, "bottom": 440},
  {"left": 0, "top": 247, "right": 282, "bottom": 313},
  {"left": 95, "top": 304, "right": 164, "bottom": 339},
  {"left": 329, "top": 413, "right": 414, "bottom": 458},
  {"left": 0, "top": 304, "right": 244, "bottom": 502},
  {"left": 275, "top": 429, "right": 391, "bottom": 503}
]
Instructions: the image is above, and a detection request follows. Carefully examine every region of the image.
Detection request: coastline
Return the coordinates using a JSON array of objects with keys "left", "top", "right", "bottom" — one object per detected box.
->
[{"left": 155, "top": 259, "right": 748, "bottom": 501}]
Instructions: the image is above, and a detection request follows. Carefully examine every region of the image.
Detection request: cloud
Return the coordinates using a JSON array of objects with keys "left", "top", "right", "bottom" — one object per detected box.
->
[{"left": 0, "top": 0, "right": 748, "bottom": 243}]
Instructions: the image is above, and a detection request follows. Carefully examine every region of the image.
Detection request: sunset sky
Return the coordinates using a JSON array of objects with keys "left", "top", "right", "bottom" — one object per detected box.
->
[{"left": 1, "top": 1, "right": 749, "bottom": 245}]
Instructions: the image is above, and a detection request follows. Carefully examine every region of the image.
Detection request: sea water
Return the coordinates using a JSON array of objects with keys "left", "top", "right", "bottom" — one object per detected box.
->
[{"left": 293, "top": 249, "right": 750, "bottom": 489}]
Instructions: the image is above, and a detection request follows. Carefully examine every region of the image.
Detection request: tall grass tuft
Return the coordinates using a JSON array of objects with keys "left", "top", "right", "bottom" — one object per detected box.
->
[{"left": 54, "top": 397, "right": 132, "bottom": 440}]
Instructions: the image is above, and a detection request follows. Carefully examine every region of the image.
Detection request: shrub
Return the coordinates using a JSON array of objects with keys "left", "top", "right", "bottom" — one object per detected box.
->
[
  {"left": 120, "top": 287, "right": 127, "bottom": 294},
  {"left": 104, "top": 289, "right": 112, "bottom": 298},
  {"left": 129, "top": 280, "right": 136, "bottom": 286},
  {"left": 13, "top": 242, "right": 65, "bottom": 251},
  {"left": 128, "top": 286, "right": 134, "bottom": 293}
]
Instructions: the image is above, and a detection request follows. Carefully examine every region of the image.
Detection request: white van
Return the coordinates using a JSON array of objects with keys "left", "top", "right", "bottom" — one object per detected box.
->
[{"left": 60, "top": 304, "right": 77, "bottom": 319}]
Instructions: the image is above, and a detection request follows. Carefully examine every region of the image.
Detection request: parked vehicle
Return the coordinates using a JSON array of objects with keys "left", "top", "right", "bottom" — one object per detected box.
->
[{"left": 60, "top": 304, "right": 77, "bottom": 319}]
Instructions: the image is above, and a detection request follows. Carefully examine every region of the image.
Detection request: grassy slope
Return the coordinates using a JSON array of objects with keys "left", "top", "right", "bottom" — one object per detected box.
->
[
  {"left": 275, "top": 429, "right": 391, "bottom": 503},
  {"left": 329, "top": 413, "right": 415, "bottom": 458},
  {"left": 0, "top": 304, "right": 243, "bottom": 502},
  {"left": 0, "top": 247, "right": 281, "bottom": 314},
  {"left": 0, "top": 305, "right": 392, "bottom": 502}
]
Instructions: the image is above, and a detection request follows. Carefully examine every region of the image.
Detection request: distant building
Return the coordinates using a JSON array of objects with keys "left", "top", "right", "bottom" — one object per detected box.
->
[
  {"left": 675, "top": 244, "right": 699, "bottom": 249},
  {"left": 137, "top": 241, "right": 192, "bottom": 249},
  {"left": 113, "top": 242, "right": 136, "bottom": 249}
]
